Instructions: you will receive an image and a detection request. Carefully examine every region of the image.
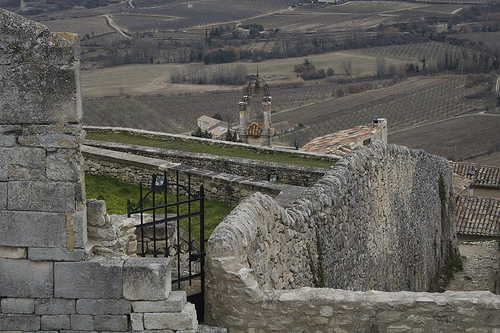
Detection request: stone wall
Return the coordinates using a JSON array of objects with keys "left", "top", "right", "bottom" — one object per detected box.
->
[
  {"left": 84, "top": 139, "right": 328, "bottom": 187},
  {"left": 0, "top": 10, "right": 198, "bottom": 332},
  {"left": 85, "top": 125, "right": 340, "bottom": 162},
  {"left": 82, "top": 145, "right": 292, "bottom": 206},
  {"left": 203, "top": 142, "right": 493, "bottom": 332}
]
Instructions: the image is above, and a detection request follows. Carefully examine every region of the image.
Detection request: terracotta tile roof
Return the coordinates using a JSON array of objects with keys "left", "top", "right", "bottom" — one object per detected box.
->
[
  {"left": 456, "top": 196, "right": 500, "bottom": 237},
  {"left": 246, "top": 122, "right": 274, "bottom": 136},
  {"left": 247, "top": 122, "right": 264, "bottom": 136},
  {"left": 300, "top": 124, "right": 379, "bottom": 155},
  {"left": 453, "top": 162, "right": 500, "bottom": 188}
]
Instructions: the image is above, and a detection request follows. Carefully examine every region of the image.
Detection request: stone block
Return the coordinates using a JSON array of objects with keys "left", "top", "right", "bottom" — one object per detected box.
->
[
  {"left": 0, "top": 314, "right": 40, "bottom": 331},
  {"left": 0, "top": 147, "right": 46, "bottom": 181},
  {"left": 76, "top": 299, "right": 131, "bottom": 315},
  {"left": 35, "top": 298, "right": 75, "bottom": 315},
  {"left": 0, "top": 182, "right": 6, "bottom": 209},
  {"left": 123, "top": 257, "right": 171, "bottom": 301},
  {"left": 0, "top": 10, "right": 81, "bottom": 125},
  {"left": 70, "top": 314, "right": 94, "bottom": 331},
  {"left": 130, "top": 312, "right": 144, "bottom": 331},
  {"left": 93, "top": 315, "right": 129, "bottom": 332},
  {"left": 143, "top": 302, "right": 197, "bottom": 331},
  {"left": 8, "top": 181, "right": 75, "bottom": 213},
  {"left": 41, "top": 315, "right": 71, "bottom": 330},
  {"left": 86, "top": 199, "right": 107, "bottom": 227},
  {"left": 28, "top": 247, "right": 85, "bottom": 262},
  {"left": 0, "top": 246, "right": 27, "bottom": 259},
  {"left": 54, "top": 258, "right": 123, "bottom": 299},
  {"left": 132, "top": 291, "right": 187, "bottom": 313},
  {"left": 68, "top": 210, "right": 88, "bottom": 250},
  {"left": 1, "top": 298, "right": 34, "bottom": 314},
  {"left": 19, "top": 133, "right": 83, "bottom": 149},
  {"left": 0, "top": 211, "right": 66, "bottom": 248},
  {"left": 46, "top": 149, "right": 84, "bottom": 182},
  {"left": 0, "top": 258, "right": 53, "bottom": 298}
]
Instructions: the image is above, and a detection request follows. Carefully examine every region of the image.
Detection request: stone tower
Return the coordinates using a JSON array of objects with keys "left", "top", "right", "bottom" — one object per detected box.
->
[{"left": 238, "top": 73, "right": 272, "bottom": 147}]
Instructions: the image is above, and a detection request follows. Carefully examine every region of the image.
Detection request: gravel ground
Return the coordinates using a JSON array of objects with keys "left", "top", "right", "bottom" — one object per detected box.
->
[{"left": 447, "top": 240, "right": 499, "bottom": 293}]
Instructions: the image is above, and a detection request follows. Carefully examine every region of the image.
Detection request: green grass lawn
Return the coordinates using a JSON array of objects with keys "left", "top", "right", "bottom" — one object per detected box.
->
[
  {"left": 85, "top": 132, "right": 335, "bottom": 168},
  {"left": 85, "top": 174, "right": 234, "bottom": 242}
]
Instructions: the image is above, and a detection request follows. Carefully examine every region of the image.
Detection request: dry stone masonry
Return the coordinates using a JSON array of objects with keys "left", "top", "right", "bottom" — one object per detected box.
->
[
  {"left": 0, "top": 10, "right": 197, "bottom": 332},
  {"left": 205, "top": 142, "right": 500, "bottom": 332}
]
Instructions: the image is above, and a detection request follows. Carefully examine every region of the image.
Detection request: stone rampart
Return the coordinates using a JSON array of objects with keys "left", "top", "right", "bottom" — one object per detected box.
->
[
  {"left": 84, "top": 139, "right": 328, "bottom": 187},
  {"left": 203, "top": 142, "right": 497, "bottom": 332},
  {"left": 0, "top": 10, "right": 197, "bottom": 332}
]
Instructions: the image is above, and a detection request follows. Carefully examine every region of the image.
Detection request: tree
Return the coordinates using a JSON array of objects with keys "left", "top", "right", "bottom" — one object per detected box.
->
[
  {"left": 341, "top": 60, "right": 352, "bottom": 77},
  {"left": 191, "top": 127, "right": 213, "bottom": 139},
  {"left": 376, "top": 57, "right": 387, "bottom": 78}
]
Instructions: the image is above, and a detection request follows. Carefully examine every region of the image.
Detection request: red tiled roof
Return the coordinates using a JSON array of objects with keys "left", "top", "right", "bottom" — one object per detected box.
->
[
  {"left": 300, "top": 125, "right": 379, "bottom": 155},
  {"left": 456, "top": 196, "right": 500, "bottom": 237},
  {"left": 247, "top": 122, "right": 264, "bottom": 136},
  {"left": 453, "top": 162, "right": 500, "bottom": 188}
]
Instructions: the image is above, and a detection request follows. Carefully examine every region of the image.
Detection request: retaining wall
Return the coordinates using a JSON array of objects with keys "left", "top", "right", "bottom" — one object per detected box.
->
[
  {"left": 203, "top": 142, "right": 500, "bottom": 332},
  {"left": 82, "top": 145, "right": 293, "bottom": 206},
  {"left": 84, "top": 139, "right": 328, "bottom": 187}
]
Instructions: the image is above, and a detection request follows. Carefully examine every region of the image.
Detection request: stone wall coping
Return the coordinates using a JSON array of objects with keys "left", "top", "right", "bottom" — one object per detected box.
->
[
  {"left": 82, "top": 145, "right": 286, "bottom": 196},
  {"left": 83, "top": 126, "right": 341, "bottom": 161}
]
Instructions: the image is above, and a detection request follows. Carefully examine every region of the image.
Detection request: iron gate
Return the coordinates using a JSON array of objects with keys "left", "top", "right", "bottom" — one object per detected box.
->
[{"left": 127, "top": 170, "right": 205, "bottom": 321}]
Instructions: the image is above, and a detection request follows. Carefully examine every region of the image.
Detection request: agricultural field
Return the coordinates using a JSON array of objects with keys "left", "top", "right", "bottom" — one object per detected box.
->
[
  {"left": 272, "top": 74, "right": 493, "bottom": 147},
  {"left": 42, "top": 16, "right": 115, "bottom": 39},
  {"left": 80, "top": 50, "right": 408, "bottom": 98},
  {"left": 389, "top": 114, "right": 500, "bottom": 166}
]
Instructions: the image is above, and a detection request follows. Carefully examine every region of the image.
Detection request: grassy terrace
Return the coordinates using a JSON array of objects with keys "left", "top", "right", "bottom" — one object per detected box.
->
[
  {"left": 85, "top": 132, "right": 335, "bottom": 169},
  {"left": 85, "top": 174, "right": 233, "bottom": 241}
]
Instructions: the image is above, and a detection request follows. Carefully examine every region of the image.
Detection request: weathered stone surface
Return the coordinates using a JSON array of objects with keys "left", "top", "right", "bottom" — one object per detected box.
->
[
  {"left": 0, "top": 314, "right": 40, "bottom": 331},
  {"left": 0, "top": 246, "right": 27, "bottom": 259},
  {"left": 86, "top": 199, "right": 107, "bottom": 227},
  {"left": 0, "top": 10, "right": 82, "bottom": 124},
  {"left": 132, "top": 291, "right": 187, "bottom": 313},
  {"left": 0, "top": 258, "right": 53, "bottom": 298},
  {"left": 46, "top": 149, "right": 84, "bottom": 182},
  {"left": 70, "top": 314, "right": 94, "bottom": 331},
  {"left": 0, "top": 147, "right": 46, "bottom": 181},
  {"left": 41, "top": 315, "right": 71, "bottom": 330},
  {"left": 8, "top": 181, "right": 75, "bottom": 212},
  {"left": 28, "top": 247, "right": 85, "bottom": 262},
  {"left": 130, "top": 312, "right": 144, "bottom": 331},
  {"left": 0, "top": 182, "right": 6, "bottom": 209},
  {"left": 35, "top": 298, "right": 75, "bottom": 315},
  {"left": 0, "top": 211, "right": 66, "bottom": 248},
  {"left": 1, "top": 298, "right": 35, "bottom": 314},
  {"left": 54, "top": 258, "right": 123, "bottom": 299},
  {"left": 144, "top": 302, "right": 197, "bottom": 331},
  {"left": 76, "top": 299, "right": 131, "bottom": 315},
  {"left": 123, "top": 257, "right": 171, "bottom": 301},
  {"left": 93, "top": 315, "right": 129, "bottom": 331}
]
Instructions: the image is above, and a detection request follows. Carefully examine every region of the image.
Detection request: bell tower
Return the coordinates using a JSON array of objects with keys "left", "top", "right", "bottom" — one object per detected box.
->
[{"left": 238, "top": 72, "right": 272, "bottom": 146}]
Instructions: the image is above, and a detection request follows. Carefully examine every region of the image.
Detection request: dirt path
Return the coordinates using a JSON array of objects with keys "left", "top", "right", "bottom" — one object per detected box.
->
[{"left": 447, "top": 240, "right": 499, "bottom": 293}]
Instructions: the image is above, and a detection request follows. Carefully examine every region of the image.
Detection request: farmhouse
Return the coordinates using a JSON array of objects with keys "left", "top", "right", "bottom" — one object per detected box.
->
[
  {"left": 197, "top": 115, "right": 228, "bottom": 139},
  {"left": 300, "top": 117, "right": 387, "bottom": 156}
]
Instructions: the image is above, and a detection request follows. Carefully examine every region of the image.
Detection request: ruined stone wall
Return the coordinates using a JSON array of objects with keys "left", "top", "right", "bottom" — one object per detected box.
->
[
  {"left": 203, "top": 142, "right": 485, "bottom": 332},
  {"left": 0, "top": 10, "right": 197, "bottom": 332}
]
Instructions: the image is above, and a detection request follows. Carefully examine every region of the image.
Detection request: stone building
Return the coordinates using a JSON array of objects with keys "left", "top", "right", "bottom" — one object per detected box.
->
[
  {"left": 238, "top": 73, "right": 272, "bottom": 146},
  {"left": 300, "top": 116, "right": 387, "bottom": 156}
]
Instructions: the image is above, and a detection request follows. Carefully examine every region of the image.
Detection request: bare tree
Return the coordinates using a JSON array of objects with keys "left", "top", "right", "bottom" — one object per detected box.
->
[
  {"left": 376, "top": 57, "right": 386, "bottom": 78},
  {"left": 341, "top": 59, "right": 352, "bottom": 77}
]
